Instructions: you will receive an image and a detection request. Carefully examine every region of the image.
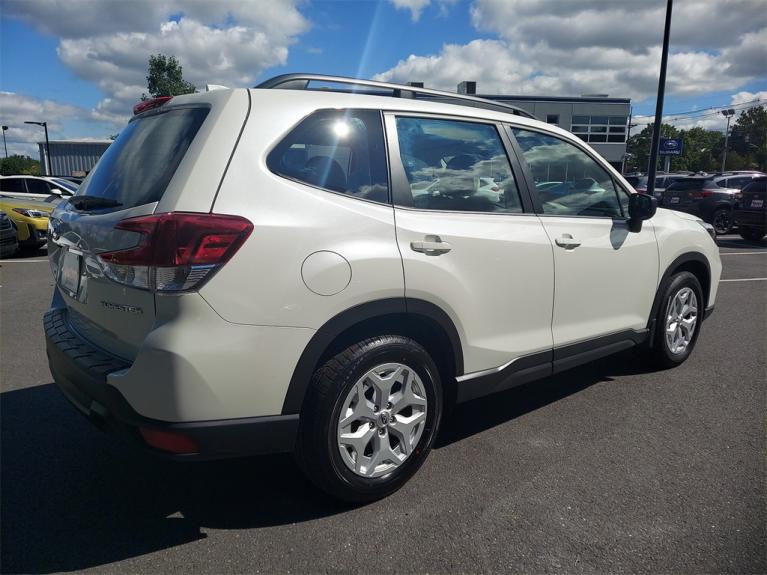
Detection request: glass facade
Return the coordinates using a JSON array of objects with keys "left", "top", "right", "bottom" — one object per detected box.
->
[{"left": 571, "top": 115, "right": 628, "bottom": 144}]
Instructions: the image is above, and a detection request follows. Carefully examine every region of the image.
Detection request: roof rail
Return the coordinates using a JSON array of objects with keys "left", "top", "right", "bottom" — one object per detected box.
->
[{"left": 254, "top": 73, "right": 536, "bottom": 120}]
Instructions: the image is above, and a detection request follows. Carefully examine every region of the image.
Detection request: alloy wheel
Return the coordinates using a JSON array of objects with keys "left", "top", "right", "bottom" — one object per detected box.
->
[
  {"left": 337, "top": 362, "right": 428, "bottom": 478},
  {"left": 665, "top": 287, "right": 698, "bottom": 355}
]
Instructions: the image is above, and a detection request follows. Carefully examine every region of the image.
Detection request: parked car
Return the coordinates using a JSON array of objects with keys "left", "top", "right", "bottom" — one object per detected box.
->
[
  {"left": 713, "top": 172, "right": 765, "bottom": 190},
  {"left": 45, "top": 74, "right": 721, "bottom": 502},
  {"left": 0, "top": 197, "right": 54, "bottom": 250},
  {"left": 631, "top": 173, "right": 689, "bottom": 203},
  {"left": 0, "top": 175, "right": 76, "bottom": 201},
  {"left": 663, "top": 176, "right": 741, "bottom": 234},
  {"left": 0, "top": 210, "right": 19, "bottom": 257},
  {"left": 734, "top": 177, "right": 766, "bottom": 241}
]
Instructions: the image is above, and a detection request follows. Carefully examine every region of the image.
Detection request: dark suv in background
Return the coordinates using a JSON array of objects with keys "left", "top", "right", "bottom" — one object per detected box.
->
[
  {"left": 662, "top": 174, "right": 759, "bottom": 235},
  {"left": 734, "top": 177, "right": 766, "bottom": 241}
]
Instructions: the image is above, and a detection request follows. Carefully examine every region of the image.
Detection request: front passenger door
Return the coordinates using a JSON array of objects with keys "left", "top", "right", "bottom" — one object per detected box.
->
[{"left": 510, "top": 127, "right": 659, "bottom": 348}]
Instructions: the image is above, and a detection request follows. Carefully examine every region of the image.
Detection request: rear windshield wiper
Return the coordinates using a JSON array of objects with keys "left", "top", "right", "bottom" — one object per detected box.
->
[{"left": 69, "top": 195, "right": 123, "bottom": 211}]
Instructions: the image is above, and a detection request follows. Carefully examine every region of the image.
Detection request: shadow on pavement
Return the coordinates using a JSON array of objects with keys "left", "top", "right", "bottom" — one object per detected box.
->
[
  {"left": 437, "top": 348, "right": 649, "bottom": 448},
  {"left": 2, "top": 349, "right": 649, "bottom": 573}
]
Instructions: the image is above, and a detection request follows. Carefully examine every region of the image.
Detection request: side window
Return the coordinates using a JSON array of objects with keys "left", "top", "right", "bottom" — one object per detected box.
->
[
  {"left": 511, "top": 128, "right": 623, "bottom": 218},
  {"left": 26, "top": 179, "right": 52, "bottom": 194},
  {"left": 267, "top": 109, "right": 389, "bottom": 203},
  {"left": 394, "top": 117, "right": 523, "bottom": 213},
  {"left": 0, "top": 178, "right": 27, "bottom": 193}
]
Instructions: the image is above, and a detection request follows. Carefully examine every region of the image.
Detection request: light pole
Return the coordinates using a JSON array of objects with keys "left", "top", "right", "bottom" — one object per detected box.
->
[
  {"left": 1, "top": 126, "right": 8, "bottom": 159},
  {"left": 24, "top": 120, "right": 51, "bottom": 175},
  {"left": 646, "top": 0, "right": 673, "bottom": 197},
  {"left": 720, "top": 109, "right": 735, "bottom": 172}
]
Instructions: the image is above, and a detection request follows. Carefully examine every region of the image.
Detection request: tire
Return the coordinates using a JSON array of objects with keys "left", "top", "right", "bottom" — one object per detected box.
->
[
  {"left": 648, "top": 271, "right": 704, "bottom": 369},
  {"left": 711, "top": 208, "right": 733, "bottom": 235},
  {"left": 739, "top": 226, "right": 766, "bottom": 241},
  {"left": 295, "top": 335, "right": 443, "bottom": 503}
]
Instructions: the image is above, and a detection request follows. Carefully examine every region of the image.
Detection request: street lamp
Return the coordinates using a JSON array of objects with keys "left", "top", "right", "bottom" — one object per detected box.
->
[
  {"left": 24, "top": 120, "right": 51, "bottom": 175},
  {"left": 721, "top": 108, "right": 735, "bottom": 172},
  {"left": 1, "top": 126, "right": 8, "bottom": 159}
]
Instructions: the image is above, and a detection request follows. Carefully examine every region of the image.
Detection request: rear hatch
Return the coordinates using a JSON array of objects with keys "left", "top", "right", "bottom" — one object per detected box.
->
[
  {"left": 738, "top": 179, "right": 766, "bottom": 213},
  {"left": 48, "top": 91, "right": 251, "bottom": 360},
  {"left": 664, "top": 178, "right": 715, "bottom": 212}
]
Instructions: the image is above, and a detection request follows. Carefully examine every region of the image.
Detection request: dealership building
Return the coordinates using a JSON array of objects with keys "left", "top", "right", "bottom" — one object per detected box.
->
[
  {"left": 37, "top": 140, "right": 112, "bottom": 177},
  {"left": 455, "top": 81, "right": 632, "bottom": 169}
]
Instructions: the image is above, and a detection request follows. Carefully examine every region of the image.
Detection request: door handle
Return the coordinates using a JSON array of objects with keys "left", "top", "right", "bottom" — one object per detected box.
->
[
  {"left": 554, "top": 234, "right": 581, "bottom": 249},
  {"left": 411, "top": 235, "right": 452, "bottom": 256}
]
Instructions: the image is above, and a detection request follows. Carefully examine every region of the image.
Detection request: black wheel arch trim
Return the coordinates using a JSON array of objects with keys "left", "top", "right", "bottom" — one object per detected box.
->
[
  {"left": 282, "top": 297, "right": 464, "bottom": 415},
  {"left": 647, "top": 252, "right": 711, "bottom": 345}
]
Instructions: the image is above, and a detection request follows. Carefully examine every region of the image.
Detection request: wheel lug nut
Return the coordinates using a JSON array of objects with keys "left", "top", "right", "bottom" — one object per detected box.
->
[
  {"left": 386, "top": 402, "right": 392, "bottom": 409},
  {"left": 369, "top": 422, "right": 375, "bottom": 429},
  {"left": 374, "top": 405, "right": 379, "bottom": 412},
  {"left": 391, "top": 415, "right": 396, "bottom": 423},
  {"left": 378, "top": 428, "right": 385, "bottom": 435}
]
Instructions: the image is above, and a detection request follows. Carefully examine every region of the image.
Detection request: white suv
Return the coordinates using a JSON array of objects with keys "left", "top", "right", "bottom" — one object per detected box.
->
[{"left": 45, "top": 75, "right": 721, "bottom": 502}]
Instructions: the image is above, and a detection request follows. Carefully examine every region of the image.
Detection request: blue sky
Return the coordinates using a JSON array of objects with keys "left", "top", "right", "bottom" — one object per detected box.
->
[{"left": 2, "top": 0, "right": 765, "bottom": 156}]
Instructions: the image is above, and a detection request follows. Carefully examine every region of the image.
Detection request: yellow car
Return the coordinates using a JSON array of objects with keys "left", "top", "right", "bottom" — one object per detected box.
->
[{"left": 0, "top": 197, "right": 54, "bottom": 251}]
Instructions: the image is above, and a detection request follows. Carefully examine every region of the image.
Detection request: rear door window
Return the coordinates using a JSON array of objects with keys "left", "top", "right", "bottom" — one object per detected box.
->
[
  {"left": 77, "top": 107, "right": 209, "bottom": 209},
  {"left": 393, "top": 116, "right": 523, "bottom": 213},
  {"left": 267, "top": 109, "right": 389, "bottom": 203},
  {"left": 1, "top": 178, "right": 27, "bottom": 194}
]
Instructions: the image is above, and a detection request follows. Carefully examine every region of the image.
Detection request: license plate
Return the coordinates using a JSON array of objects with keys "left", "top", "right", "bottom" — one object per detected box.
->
[
  {"left": 670, "top": 197, "right": 680, "bottom": 204},
  {"left": 59, "top": 250, "right": 81, "bottom": 294},
  {"left": 751, "top": 199, "right": 764, "bottom": 208}
]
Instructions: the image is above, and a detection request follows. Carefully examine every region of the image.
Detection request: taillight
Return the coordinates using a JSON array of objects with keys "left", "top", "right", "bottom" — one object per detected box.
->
[
  {"left": 98, "top": 212, "right": 253, "bottom": 292},
  {"left": 133, "top": 96, "right": 173, "bottom": 115},
  {"left": 701, "top": 190, "right": 714, "bottom": 198}
]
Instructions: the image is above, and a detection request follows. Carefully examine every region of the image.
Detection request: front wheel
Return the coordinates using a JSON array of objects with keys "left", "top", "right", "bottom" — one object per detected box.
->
[
  {"left": 648, "top": 271, "right": 704, "bottom": 369},
  {"left": 296, "top": 335, "right": 443, "bottom": 503},
  {"left": 712, "top": 208, "right": 733, "bottom": 235}
]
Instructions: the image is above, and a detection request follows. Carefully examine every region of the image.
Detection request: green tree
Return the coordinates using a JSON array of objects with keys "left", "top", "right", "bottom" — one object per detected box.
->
[
  {"left": 679, "top": 127, "right": 724, "bottom": 173},
  {"left": 0, "top": 154, "right": 40, "bottom": 176},
  {"left": 729, "top": 106, "right": 767, "bottom": 171},
  {"left": 143, "top": 54, "right": 196, "bottom": 99}
]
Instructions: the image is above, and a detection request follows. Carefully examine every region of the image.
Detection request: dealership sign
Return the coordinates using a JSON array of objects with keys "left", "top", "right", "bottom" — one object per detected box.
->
[{"left": 659, "top": 138, "right": 684, "bottom": 156}]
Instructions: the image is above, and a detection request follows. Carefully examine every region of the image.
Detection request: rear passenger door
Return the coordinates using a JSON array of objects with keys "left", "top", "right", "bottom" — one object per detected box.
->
[
  {"left": 0, "top": 177, "right": 29, "bottom": 199},
  {"left": 508, "top": 127, "right": 659, "bottom": 349},
  {"left": 385, "top": 113, "right": 555, "bottom": 384}
]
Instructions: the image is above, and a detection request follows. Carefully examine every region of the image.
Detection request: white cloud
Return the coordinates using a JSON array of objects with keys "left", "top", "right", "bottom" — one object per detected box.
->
[
  {"left": 731, "top": 91, "right": 767, "bottom": 105},
  {"left": 5, "top": 0, "right": 310, "bottom": 130},
  {"left": 0, "top": 92, "right": 90, "bottom": 157},
  {"left": 377, "top": 0, "right": 767, "bottom": 103},
  {"left": 388, "top": 0, "right": 432, "bottom": 22}
]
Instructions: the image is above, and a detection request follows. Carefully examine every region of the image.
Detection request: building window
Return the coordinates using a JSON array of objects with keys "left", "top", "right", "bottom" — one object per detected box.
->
[
  {"left": 570, "top": 115, "right": 627, "bottom": 144},
  {"left": 546, "top": 114, "right": 559, "bottom": 125}
]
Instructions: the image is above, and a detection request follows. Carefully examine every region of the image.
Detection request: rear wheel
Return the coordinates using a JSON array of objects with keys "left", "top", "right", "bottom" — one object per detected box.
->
[
  {"left": 739, "top": 226, "right": 766, "bottom": 241},
  {"left": 648, "top": 271, "right": 703, "bottom": 369},
  {"left": 712, "top": 208, "right": 733, "bottom": 235},
  {"left": 296, "top": 335, "right": 443, "bottom": 502}
]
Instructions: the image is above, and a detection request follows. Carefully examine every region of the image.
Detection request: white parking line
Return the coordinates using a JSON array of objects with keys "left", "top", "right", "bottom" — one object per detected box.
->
[
  {"left": 720, "top": 277, "right": 767, "bottom": 283},
  {"left": 719, "top": 251, "right": 767, "bottom": 256},
  {"left": 0, "top": 259, "right": 48, "bottom": 263}
]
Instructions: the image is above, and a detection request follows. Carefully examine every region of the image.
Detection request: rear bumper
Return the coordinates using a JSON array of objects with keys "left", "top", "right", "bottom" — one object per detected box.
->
[{"left": 44, "top": 307, "right": 299, "bottom": 461}]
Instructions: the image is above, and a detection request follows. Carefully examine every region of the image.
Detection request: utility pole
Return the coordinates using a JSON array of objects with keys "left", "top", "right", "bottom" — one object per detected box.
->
[
  {"left": 23, "top": 120, "right": 51, "bottom": 175},
  {"left": 721, "top": 109, "right": 735, "bottom": 172},
  {"left": 646, "top": 0, "right": 673, "bottom": 197}
]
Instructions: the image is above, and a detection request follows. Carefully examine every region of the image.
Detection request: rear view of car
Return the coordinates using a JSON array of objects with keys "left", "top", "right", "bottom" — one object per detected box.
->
[
  {"left": 663, "top": 176, "right": 739, "bottom": 234},
  {"left": 734, "top": 177, "right": 766, "bottom": 241}
]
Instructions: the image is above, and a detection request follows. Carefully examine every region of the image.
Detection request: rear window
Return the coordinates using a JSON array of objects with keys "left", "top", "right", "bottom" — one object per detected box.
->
[
  {"left": 1, "top": 178, "right": 26, "bottom": 193},
  {"left": 667, "top": 179, "right": 706, "bottom": 191},
  {"left": 78, "top": 107, "right": 209, "bottom": 209},
  {"left": 743, "top": 179, "right": 766, "bottom": 194}
]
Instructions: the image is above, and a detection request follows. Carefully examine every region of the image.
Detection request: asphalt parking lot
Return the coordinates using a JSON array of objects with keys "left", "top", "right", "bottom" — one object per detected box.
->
[{"left": 1, "top": 237, "right": 765, "bottom": 574}]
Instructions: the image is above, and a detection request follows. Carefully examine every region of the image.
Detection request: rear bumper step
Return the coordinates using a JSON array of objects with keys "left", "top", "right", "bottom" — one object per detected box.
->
[{"left": 44, "top": 307, "right": 298, "bottom": 461}]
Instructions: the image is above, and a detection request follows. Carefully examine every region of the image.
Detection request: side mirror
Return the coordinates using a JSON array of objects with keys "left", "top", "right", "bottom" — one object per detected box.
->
[
  {"left": 628, "top": 193, "right": 657, "bottom": 232},
  {"left": 50, "top": 188, "right": 63, "bottom": 196}
]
